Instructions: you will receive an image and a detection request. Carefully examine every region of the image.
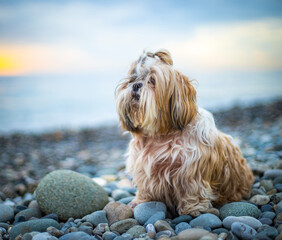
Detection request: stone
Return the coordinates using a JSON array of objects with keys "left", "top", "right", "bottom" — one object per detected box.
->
[
  {"left": 231, "top": 222, "right": 257, "bottom": 239},
  {"left": 112, "top": 189, "right": 131, "bottom": 201},
  {"left": 223, "top": 216, "right": 262, "bottom": 229},
  {"left": 78, "top": 225, "right": 93, "bottom": 235},
  {"left": 219, "top": 202, "right": 261, "bottom": 220},
  {"left": 32, "top": 232, "right": 57, "bottom": 240},
  {"left": 126, "top": 225, "right": 146, "bottom": 238},
  {"left": 206, "top": 208, "right": 220, "bottom": 217},
  {"left": 275, "top": 212, "right": 282, "bottom": 225},
  {"left": 274, "top": 176, "right": 282, "bottom": 185},
  {"left": 155, "top": 230, "right": 173, "bottom": 239},
  {"left": 59, "top": 231, "right": 95, "bottom": 240},
  {"left": 146, "top": 223, "right": 156, "bottom": 233},
  {"left": 28, "top": 200, "right": 39, "bottom": 209},
  {"left": 93, "top": 223, "right": 108, "bottom": 235},
  {"left": 133, "top": 201, "right": 166, "bottom": 225},
  {"left": 275, "top": 233, "right": 282, "bottom": 240},
  {"left": 261, "top": 204, "right": 273, "bottom": 212},
  {"left": 260, "top": 180, "right": 274, "bottom": 192},
  {"left": 15, "top": 207, "right": 42, "bottom": 220},
  {"left": 47, "top": 226, "right": 64, "bottom": 238},
  {"left": 36, "top": 170, "right": 109, "bottom": 221},
  {"left": 275, "top": 184, "right": 282, "bottom": 192},
  {"left": 264, "top": 169, "right": 282, "bottom": 179},
  {"left": 0, "top": 204, "right": 14, "bottom": 222},
  {"left": 211, "top": 228, "right": 229, "bottom": 234},
  {"left": 9, "top": 219, "right": 60, "bottom": 240},
  {"left": 249, "top": 195, "right": 270, "bottom": 205},
  {"left": 144, "top": 211, "right": 165, "bottom": 226},
  {"left": 83, "top": 210, "right": 108, "bottom": 227},
  {"left": 257, "top": 225, "right": 279, "bottom": 239},
  {"left": 259, "top": 218, "right": 272, "bottom": 225},
  {"left": 177, "top": 228, "right": 218, "bottom": 240},
  {"left": 260, "top": 211, "right": 276, "bottom": 220},
  {"left": 154, "top": 220, "right": 174, "bottom": 232},
  {"left": 175, "top": 222, "right": 191, "bottom": 234},
  {"left": 42, "top": 213, "right": 59, "bottom": 222},
  {"left": 102, "top": 231, "right": 118, "bottom": 240},
  {"left": 190, "top": 213, "right": 222, "bottom": 229},
  {"left": 104, "top": 201, "right": 133, "bottom": 226},
  {"left": 171, "top": 215, "right": 193, "bottom": 225},
  {"left": 118, "top": 197, "right": 135, "bottom": 205},
  {"left": 109, "top": 218, "right": 138, "bottom": 234}
]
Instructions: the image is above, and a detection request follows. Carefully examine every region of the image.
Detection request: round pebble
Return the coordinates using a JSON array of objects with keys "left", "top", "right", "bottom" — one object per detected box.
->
[
  {"left": 0, "top": 204, "right": 14, "bottom": 222},
  {"left": 177, "top": 228, "right": 218, "bottom": 240},
  {"left": 190, "top": 213, "right": 222, "bottom": 229},
  {"left": 249, "top": 194, "right": 270, "bottom": 205},
  {"left": 144, "top": 211, "right": 165, "bottom": 226},
  {"left": 231, "top": 222, "right": 257, "bottom": 239},
  {"left": 223, "top": 216, "right": 262, "bottom": 229},
  {"left": 125, "top": 225, "right": 146, "bottom": 238},
  {"left": 109, "top": 218, "right": 138, "bottom": 234},
  {"left": 219, "top": 202, "right": 261, "bottom": 219},
  {"left": 83, "top": 210, "right": 108, "bottom": 227},
  {"left": 36, "top": 170, "right": 109, "bottom": 221},
  {"left": 59, "top": 231, "right": 95, "bottom": 240},
  {"left": 175, "top": 222, "right": 191, "bottom": 234}
]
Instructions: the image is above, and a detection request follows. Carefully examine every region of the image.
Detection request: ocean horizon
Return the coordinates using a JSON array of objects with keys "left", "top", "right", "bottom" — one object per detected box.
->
[{"left": 0, "top": 71, "right": 281, "bottom": 134}]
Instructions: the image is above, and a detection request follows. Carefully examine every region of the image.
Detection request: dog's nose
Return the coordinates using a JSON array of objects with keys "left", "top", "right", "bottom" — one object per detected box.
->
[{"left": 132, "top": 83, "right": 142, "bottom": 92}]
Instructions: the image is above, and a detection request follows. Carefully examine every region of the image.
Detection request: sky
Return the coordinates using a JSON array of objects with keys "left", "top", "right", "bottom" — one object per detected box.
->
[
  {"left": 0, "top": 0, "right": 281, "bottom": 132},
  {"left": 0, "top": 0, "right": 281, "bottom": 76}
]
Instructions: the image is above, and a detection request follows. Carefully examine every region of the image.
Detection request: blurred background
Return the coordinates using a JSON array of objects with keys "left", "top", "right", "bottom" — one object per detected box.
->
[{"left": 0, "top": 0, "right": 281, "bottom": 133}]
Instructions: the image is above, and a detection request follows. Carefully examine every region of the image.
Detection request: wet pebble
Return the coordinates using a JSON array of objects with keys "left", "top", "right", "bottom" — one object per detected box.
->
[
  {"left": 190, "top": 213, "right": 222, "bottom": 229},
  {"left": 83, "top": 210, "right": 108, "bottom": 227},
  {"left": 231, "top": 222, "right": 257, "bottom": 239},
  {"left": 249, "top": 194, "right": 270, "bottom": 205},
  {"left": 223, "top": 216, "right": 262, "bottom": 229},
  {"left": 175, "top": 222, "right": 191, "bottom": 234},
  {"left": 109, "top": 218, "right": 138, "bottom": 234},
  {"left": 0, "top": 204, "right": 14, "bottom": 222},
  {"left": 219, "top": 202, "right": 261, "bottom": 219}
]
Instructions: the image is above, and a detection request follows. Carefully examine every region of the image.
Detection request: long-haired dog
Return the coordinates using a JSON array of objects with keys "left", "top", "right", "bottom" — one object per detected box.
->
[{"left": 115, "top": 49, "right": 254, "bottom": 216}]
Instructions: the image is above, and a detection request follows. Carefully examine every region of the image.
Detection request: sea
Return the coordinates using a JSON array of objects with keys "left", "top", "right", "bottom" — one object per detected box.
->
[{"left": 0, "top": 71, "right": 281, "bottom": 133}]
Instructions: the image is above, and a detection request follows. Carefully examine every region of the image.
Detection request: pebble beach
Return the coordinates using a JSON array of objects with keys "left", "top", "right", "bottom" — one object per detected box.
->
[{"left": 0, "top": 99, "right": 281, "bottom": 240}]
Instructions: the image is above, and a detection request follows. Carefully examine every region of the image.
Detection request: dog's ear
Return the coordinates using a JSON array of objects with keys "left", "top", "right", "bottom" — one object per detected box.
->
[
  {"left": 154, "top": 49, "right": 173, "bottom": 66},
  {"left": 169, "top": 71, "right": 197, "bottom": 130}
]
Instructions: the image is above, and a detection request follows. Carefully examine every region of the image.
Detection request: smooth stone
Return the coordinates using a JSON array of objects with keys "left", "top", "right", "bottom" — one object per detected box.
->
[
  {"left": 36, "top": 170, "right": 109, "bottom": 221},
  {"left": 260, "top": 180, "right": 274, "bottom": 192},
  {"left": 126, "top": 225, "right": 146, "bottom": 238},
  {"left": 42, "top": 213, "right": 59, "bottom": 222},
  {"left": 249, "top": 195, "right": 270, "bottom": 205},
  {"left": 118, "top": 197, "right": 135, "bottom": 205},
  {"left": 28, "top": 200, "right": 39, "bottom": 209},
  {"left": 275, "top": 233, "right": 282, "bottom": 240},
  {"left": 274, "top": 176, "right": 282, "bottom": 185},
  {"left": 275, "top": 184, "right": 282, "bottom": 192},
  {"left": 0, "top": 223, "right": 9, "bottom": 230},
  {"left": 78, "top": 225, "right": 93, "bottom": 235},
  {"left": 154, "top": 220, "right": 174, "bottom": 233},
  {"left": 177, "top": 228, "right": 218, "bottom": 240},
  {"left": 112, "top": 189, "right": 131, "bottom": 201},
  {"left": 83, "top": 210, "right": 108, "bottom": 227},
  {"left": 9, "top": 219, "right": 61, "bottom": 240},
  {"left": 0, "top": 227, "right": 6, "bottom": 234},
  {"left": 110, "top": 218, "right": 138, "bottom": 234},
  {"left": 59, "top": 231, "right": 95, "bottom": 240},
  {"left": 190, "top": 213, "right": 222, "bottom": 229},
  {"left": 223, "top": 216, "right": 262, "bottom": 229},
  {"left": 0, "top": 204, "right": 14, "bottom": 222},
  {"left": 278, "top": 224, "right": 282, "bottom": 234},
  {"left": 145, "top": 223, "right": 156, "bottom": 233},
  {"left": 102, "top": 231, "right": 118, "bottom": 240},
  {"left": 175, "top": 222, "right": 191, "bottom": 234},
  {"left": 261, "top": 204, "right": 273, "bottom": 212},
  {"left": 144, "top": 211, "right": 165, "bottom": 226},
  {"left": 231, "top": 222, "right": 257, "bottom": 239},
  {"left": 155, "top": 230, "right": 173, "bottom": 239},
  {"left": 134, "top": 201, "right": 166, "bottom": 225},
  {"left": 104, "top": 201, "right": 133, "bottom": 226},
  {"left": 15, "top": 207, "right": 42, "bottom": 220},
  {"left": 47, "top": 226, "right": 64, "bottom": 238},
  {"left": 219, "top": 202, "right": 261, "bottom": 220},
  {"left": 257, "top": 225, "right": 279, "bottom": 239},
  {"left": 33, "top": 232, "right": 57, "bottom": 240},
  {"left": 259, "top": 218, "right": 272, "bottom": 225},
  {"left": 275, "top": 212, "right": 282, "bottom": 225},
  {"left": 211, "top": 228, "right": 229, "bottom": 234},
  {"left": 114, "top": 233, "right": 132, "bottom": 240},
  {"left": 22, "top": 232, "right": 40, "bottom": 240},
  {"left": 171, "top": 215, "right": 193, "bottom": 225},
  {"left": 264, "top": 170, "right": 282, "bottom": 179},
  {"left": 92, "top": 223, "right": 108, "bottom": 235},
  {"left": 260, "top": 211, "right": 276, "bottom": 220}
]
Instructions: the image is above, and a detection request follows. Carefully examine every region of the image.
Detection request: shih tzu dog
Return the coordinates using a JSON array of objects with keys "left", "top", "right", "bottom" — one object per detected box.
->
[{"left": 115, "top": 49, "right": 254, "bottom": 216}]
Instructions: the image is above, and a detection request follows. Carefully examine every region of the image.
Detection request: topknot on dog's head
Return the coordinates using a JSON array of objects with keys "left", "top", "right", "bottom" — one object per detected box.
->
[{"left": 138, "top": 49, "right": 173, "bottom": 66}]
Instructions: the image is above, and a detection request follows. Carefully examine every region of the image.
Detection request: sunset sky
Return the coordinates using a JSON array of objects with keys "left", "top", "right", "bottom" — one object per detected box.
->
[{"left": 0, "top": 0, "right": 281, "bottom": 76}]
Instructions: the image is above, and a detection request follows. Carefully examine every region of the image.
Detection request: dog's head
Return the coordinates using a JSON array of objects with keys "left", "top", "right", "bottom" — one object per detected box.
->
[{"left": 116, "top": 49, "right": 197, "bottom": 136}]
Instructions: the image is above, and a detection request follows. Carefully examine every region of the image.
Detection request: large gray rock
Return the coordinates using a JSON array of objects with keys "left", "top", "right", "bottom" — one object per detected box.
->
[
  {"left": 36, "top": 170, "right": 109, "bottom": 221},
  {"left": 190, "top": 213, "right": 222, "bottom": 229},
  {"left": 0, "top": 204, "right": 14, "bottom": 222},
  {"left": 219, "top": 202, "right": 261, "bottom": 220},
  {"left": 9, "top": 219, "right": 60, "bottom": 240}
]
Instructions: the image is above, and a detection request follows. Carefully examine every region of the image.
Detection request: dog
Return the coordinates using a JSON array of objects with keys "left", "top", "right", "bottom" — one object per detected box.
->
[{"left": 115, "top": 49, "right": 254, "bottom": 216}]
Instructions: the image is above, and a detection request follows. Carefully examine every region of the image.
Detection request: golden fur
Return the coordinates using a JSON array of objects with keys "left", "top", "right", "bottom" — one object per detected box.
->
[{"left": 116, "top": 49, "right": 254, "bottom": 216}]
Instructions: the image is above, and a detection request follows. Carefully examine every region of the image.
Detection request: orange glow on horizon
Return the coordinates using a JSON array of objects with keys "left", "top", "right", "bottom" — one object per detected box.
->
[{"left": 0, "top": 54, "right": 21, "bottom": 76}]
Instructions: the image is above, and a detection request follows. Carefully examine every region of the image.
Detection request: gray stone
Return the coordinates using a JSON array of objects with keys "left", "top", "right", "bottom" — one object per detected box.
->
[
  {"left": 112, "top": 189, "right": 131, "bottom": 201},
  {"left": 59, "top": 231, "right": 96, "bottom": 240},
  {"left": 83, "top": 210, "right": 108, "bottom": 227},
  {"left": 118, "top": 197, "right": 135, "bottom": 205},
  {"left": 219, "top": 202, "right": 261, "bottom": 220},
  {"left": 275, "top": 184, "right": 282, "bottom": 192},
  {"left": 36, "top": 170, "right": 109, "bottom": 221},
  {"left": 33, "top": 232, "right": 58, "bottom": 240},
  {"left": 102, "top": 231, "right": 118, "bottom": 240},
  {"left": 249, "top": 194, "right": 270, "bottom": 205},
  {"left": 190, "top": 213, "right": 222, "bottom": 229},
  {"left": 211, "top": 228, "right": 229, "bottom": 234},
  {"left": 260, "top": 180, "right": 274, "bottom": 192},
  {"left": 146, "top": 223, "right": 156, "bottom": 233},
  {"left": 9, "top": 219, "right": 60, "bottom": 240},
  {"left": 133, "top": 201, "right": 166, "bottom": 225},
  {"left": 274, "top": 176, "right": 282, "bottom": 185},
  {"left": 223, "top": 216, "right": 262, "bottom": 229},
  {"left": 231, "top": 222, "right": 257, "bottom": 239},
  {"left": 264, "top": 169, "right": 282, "bottom": 179},
  {"left": 154, "top": 220, "right": 174, "bottom": 233},
  {"left": 156, "top": 230, "right": 173, "bottom": 239},
  {"left": 15, "top": 207, "right": 42, "bottom": 220},
  {"left": 175, "top": 222, "right": 191, "bottom": 234},
  {"left": 0, "top": 204, "right": 14, "bottom": 222},
  {"left": 171, "top": 215, "right": 193, "bottom": 225},
  {"left": 114, "top": 233, "right": 132, "bottom": 240},
  {"left": 22, "top": 231, "right": 40, "bottom": 240},
  {"left": 110, "top": 218, "right": 138, "bottom": 234},
  {"left": 144, "top": 211, "right": 165, "bottom": 226},
  {"left": 177, "top": 228, "right": 218, "bottom": 240},
  {"left": 259, "top": 218, "right": 272, "bottom": 225},
  {"left": 126, "top": 225, "right": 146, "bottom": 238},
  {"left": 260, "top": 211, "right": 276, "bottom": 220}
]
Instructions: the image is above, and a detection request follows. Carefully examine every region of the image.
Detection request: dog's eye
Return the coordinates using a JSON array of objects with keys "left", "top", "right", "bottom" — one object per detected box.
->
[{"left": 149, "top": 77, "right": 155, "bottom": 86}]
